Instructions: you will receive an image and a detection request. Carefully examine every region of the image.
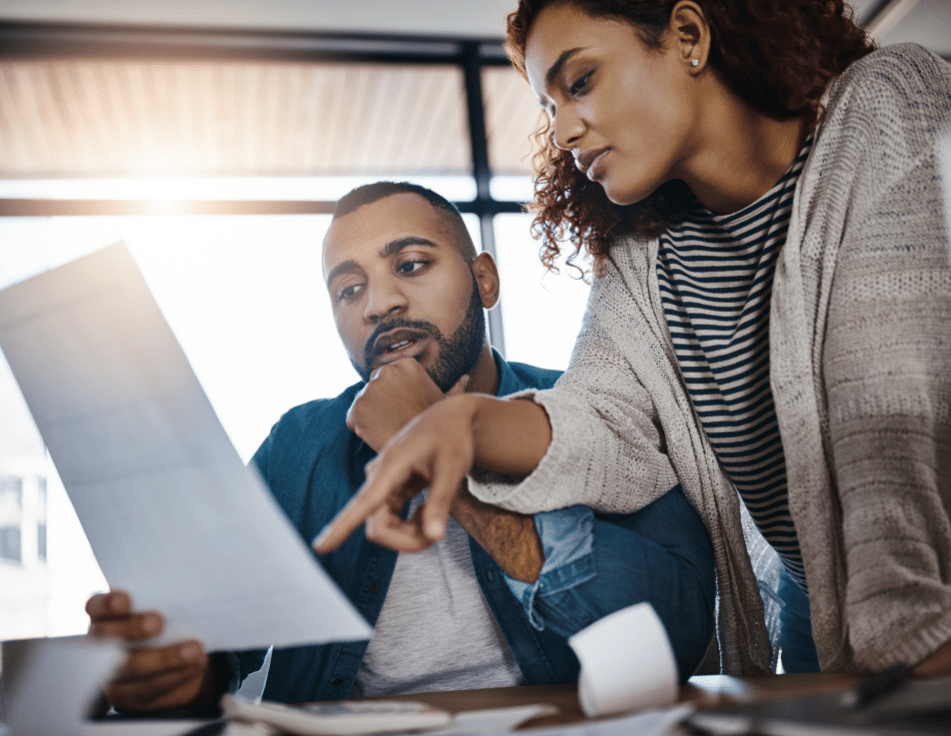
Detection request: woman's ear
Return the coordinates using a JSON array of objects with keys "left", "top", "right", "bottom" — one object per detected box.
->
[
  {"left": 470, "top": 252, "right": 501, "bottom": 310},
  {"left": 669, "top": 0, "right": 711, "bottom": 73}
]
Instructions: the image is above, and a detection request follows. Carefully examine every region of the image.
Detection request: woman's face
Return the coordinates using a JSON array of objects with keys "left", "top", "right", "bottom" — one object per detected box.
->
[{"left": 524, "top": 2, "right": 699, "bottom": 206}]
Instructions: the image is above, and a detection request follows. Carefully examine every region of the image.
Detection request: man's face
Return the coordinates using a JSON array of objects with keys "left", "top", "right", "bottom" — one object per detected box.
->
[{"left": 323, "top": 193, "right": 486, "bottom": 391}]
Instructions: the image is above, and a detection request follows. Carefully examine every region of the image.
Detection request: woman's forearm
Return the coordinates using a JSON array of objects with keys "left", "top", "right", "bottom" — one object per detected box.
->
[{"left": 466, "top": 393, "right": 552, "bottom": 477}]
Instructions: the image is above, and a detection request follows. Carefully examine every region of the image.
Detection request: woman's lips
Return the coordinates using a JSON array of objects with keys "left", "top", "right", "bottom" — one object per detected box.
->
[
  {"left": 575, "top": 148, "right": 611, "bottom": 181},
  {"left": 582, "top": 148, "right": 609, "bottom": 181}
]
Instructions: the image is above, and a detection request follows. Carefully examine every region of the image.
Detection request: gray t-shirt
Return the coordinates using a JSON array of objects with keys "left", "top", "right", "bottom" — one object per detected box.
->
[{"left": 350, "top": 493, "right": 525, "bottom": 697}]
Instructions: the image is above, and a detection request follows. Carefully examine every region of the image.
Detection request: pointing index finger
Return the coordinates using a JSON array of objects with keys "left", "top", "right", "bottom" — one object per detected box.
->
[{"left": 312, "top": 459, "right": 416, "bottom": 553}]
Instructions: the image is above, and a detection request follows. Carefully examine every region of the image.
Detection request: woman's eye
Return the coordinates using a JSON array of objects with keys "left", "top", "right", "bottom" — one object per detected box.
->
[{"left": 569, "top": 72, "right": 592, "bottom": 96}]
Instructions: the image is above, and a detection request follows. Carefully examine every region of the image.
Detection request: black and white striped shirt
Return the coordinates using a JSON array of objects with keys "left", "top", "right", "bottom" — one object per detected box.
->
[{"left": 656, "top": 139, "right": 813, "bottom": 589}]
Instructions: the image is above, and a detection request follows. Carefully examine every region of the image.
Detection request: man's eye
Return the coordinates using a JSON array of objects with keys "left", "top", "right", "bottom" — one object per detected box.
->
[
  {"left": 569, "top": 72, "right": 592, "bottom": 96},
  {"left": 396, "top": 259, "right": 429, "bottom": 275},
  {"left": 337, "top": 283, "right": 362, "bottom": 301}
]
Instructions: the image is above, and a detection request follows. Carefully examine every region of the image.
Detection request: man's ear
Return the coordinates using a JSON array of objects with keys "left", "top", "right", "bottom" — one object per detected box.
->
[{"left": 470, "top": 252, "right": 501, "bottom": 310}]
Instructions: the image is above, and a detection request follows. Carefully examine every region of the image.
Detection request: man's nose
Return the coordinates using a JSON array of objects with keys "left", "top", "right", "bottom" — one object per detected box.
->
[{"left": 363, "top": 281, "right": 407, "bottom": 323}]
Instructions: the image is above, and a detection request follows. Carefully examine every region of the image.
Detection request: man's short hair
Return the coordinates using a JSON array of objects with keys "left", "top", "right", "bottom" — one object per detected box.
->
[{"left": 332, "top": 182, "right": 478, "bottom": 261}]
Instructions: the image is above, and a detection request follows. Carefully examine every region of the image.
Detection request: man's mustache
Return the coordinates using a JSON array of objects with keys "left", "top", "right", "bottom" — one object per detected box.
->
[{"left": 362, "top": 317, "right": 442, "bottom": 368}]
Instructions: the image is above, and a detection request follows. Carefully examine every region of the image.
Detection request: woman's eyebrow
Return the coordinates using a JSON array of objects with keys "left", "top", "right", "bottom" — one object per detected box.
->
[{"left": 547, "top": 47, "right": 585, "bottom": 86}]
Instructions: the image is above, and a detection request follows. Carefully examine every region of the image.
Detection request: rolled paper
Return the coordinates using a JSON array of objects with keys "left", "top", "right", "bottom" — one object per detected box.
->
[{"left": 568, "top": 602, "right": 678, "bottom": 717}]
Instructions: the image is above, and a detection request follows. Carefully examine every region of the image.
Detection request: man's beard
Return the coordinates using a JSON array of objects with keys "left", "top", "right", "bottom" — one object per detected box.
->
[{"left": 353, "top": 271, "right": 486, "bottom": 392}]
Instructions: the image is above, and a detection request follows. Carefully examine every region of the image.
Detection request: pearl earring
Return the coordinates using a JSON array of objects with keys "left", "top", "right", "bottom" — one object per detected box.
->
[{"left": 691, "top": 59, "right": 699, "bottom": 67}]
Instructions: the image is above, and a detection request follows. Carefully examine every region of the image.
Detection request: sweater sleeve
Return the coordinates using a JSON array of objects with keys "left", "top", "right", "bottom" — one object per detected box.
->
[
  {"left": 469, "top": 259, "right": 681, "bottom": 515},
  {"left": 823, "top": 45, "right": 951, "bottom": 671}
]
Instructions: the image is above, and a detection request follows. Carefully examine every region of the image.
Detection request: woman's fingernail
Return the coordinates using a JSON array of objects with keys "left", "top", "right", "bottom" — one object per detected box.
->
[
  {"left": 426, "top": 519, "right": 446, "bottom": 539},
  {"left": 312, "top": 528, "right": 331, "bottom": 551}
]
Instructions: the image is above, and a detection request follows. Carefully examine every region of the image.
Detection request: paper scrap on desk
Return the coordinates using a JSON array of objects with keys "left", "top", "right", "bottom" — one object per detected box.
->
[
  {"left": 0, "top": 243, "right": 372, "bottom": 651},
  {"left": 472, "top": 704, "right": 693, "bottom": 736},
  {"left": 83, "top": 722, "right": 218, "bottom": 736},
  {"left": 1, "top": 636, "right": 123, "bottom": 736},
  {"left": 568, "top": 602, "right": 678, "bottom": 717},
  {"left": 392, "top": 704, "right": 559, "bottom": 735}
]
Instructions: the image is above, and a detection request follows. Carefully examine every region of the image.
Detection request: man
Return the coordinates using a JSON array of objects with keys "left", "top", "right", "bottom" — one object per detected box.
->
[{"left": 87, "top": 182, "right": 715, "bottom": 712}]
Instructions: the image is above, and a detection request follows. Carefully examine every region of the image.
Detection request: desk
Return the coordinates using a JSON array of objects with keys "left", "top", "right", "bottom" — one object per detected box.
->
[{"left": 336, "top": 673, "right": 867, "bottom": 730}]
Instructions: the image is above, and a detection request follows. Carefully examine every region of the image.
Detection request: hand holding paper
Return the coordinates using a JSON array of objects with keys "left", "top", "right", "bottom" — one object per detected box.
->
[
  {"left": 86, "top": 590, "right": 222, "bottom": 712},
  {"left": 0, "top": 243, "right": 371, "bottom": 653}
]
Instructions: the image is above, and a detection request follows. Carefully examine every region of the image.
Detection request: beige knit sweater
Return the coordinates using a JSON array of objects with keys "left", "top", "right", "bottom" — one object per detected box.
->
[{"left": 471, "top": 44, "right": 951, "bottom": 674}]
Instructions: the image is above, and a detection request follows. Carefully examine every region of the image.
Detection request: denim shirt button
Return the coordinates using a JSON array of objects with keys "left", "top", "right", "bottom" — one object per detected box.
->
[
  {"left": 369, "top": 581, "right": 380, "bottom": 592},
  {"left": 332, "top": 677, "right": 344, "bottom": 688},
  {"left": 486, "top": 570, "right": 495, "bottom": 582}
]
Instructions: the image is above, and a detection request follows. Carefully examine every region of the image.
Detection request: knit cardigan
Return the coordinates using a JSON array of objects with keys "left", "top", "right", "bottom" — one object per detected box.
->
[{"left": 470, "top": 44, "right": 951, "bottom": 675}]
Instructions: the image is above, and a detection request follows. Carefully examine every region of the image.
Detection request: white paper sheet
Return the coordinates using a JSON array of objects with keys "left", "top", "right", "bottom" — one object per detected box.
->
[
  {"left": 568, "top": 603, "right": 678, "bottom": 718},
  {"left": 390, "top": 704, "right": 559, "bottom": 735},
  {"left": 0, "top": 243, "right": 371, "bottom": 651},
  {"left": 467, "top": 705, "right": 693, "bottom": 736},
  {"left": 1, "top": 636, "right": 123, "bottom": 736}
]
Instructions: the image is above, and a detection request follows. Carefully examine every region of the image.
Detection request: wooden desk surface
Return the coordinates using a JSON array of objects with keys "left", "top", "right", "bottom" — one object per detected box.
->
[{"left": 345, "top": 673, "right": 868, "bottom": 730}]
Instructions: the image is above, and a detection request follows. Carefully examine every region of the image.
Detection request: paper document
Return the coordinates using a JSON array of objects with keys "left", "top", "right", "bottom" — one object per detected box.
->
[
  {"left": 0, "top": 243, "right": 371, "bottom": 650},
  {"left": 568, "top": 603, "right": 678, "bottom": 717},
  {"left": 475, "top": 705, "right": 692, "bottom": 736},
  {"left": 1, "top": 636, "right": 123, "bottom": 736}
]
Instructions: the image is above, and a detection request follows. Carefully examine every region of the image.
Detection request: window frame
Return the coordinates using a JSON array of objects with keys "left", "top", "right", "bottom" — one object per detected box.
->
[{"left": 0, "top": 20, "right": 538, "bottom": 355}]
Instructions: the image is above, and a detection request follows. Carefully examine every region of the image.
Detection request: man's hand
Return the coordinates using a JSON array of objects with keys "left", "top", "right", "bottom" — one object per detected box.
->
[
  {"left": 347, "top": 357, "right": 468, "bottom": 452},
  {"left": 86, "top": 591, "right": 221, "bottom": 713}
]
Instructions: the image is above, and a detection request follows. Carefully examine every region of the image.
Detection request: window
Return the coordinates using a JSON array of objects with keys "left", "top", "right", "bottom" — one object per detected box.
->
[
  {"left": 37, "top": 522, "right": 47, "bottom": 562},
  {"left": 0, "top": 525, "right": 22, "bottom": 564},
  {"left": 0, "top": 475, "right": 23, "bottom": 508}
]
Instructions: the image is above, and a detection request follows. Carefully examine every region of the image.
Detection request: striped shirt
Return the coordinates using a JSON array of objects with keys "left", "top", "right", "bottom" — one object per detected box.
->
[{"left": 656, "top": 138, "right": 813, "bottom": 590}]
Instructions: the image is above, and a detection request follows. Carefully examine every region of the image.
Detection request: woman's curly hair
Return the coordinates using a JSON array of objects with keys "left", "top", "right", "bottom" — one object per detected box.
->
[{"left": 506, "top": 0, "right": 875, "bottom": 271}]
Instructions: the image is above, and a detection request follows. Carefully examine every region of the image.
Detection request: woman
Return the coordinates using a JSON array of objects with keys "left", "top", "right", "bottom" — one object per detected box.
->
[{"left": 316, "top": 0, "right": 951, "bottom": 676}]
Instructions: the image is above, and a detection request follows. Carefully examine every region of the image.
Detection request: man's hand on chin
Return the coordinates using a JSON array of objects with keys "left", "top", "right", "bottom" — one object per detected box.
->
[{"left": 347, "top": 357, "right": 468, "bottom": 453}]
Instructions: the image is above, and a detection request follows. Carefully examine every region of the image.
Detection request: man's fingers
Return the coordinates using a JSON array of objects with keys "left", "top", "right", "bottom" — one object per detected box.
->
[
  {"left": 114, "top": 641, "right": 206, "bottom": 681},
  {"left": 90, "top": 611, "right": 164, "bottom": 642},
  {"left": 86, "top": 590, "right": 131, "bottom": 620},
  {"left": 106, "top": 660, "right": 207, "bottom": 713},
  {"left": 446, "top": 374, "right": 470, "bottom": 396}
]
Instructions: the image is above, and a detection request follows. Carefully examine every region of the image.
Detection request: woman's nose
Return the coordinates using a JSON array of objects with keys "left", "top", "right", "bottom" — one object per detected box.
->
[{"left": 553, "top": 106, "right": 584, "bottom": 150}]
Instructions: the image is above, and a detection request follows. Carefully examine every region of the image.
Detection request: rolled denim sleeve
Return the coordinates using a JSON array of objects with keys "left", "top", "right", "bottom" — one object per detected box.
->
[
  {"left": 505, "top": 485, "right": 716, "bottom": 682},
  {"left": 505, "top": 505, "right": 597, "bottom": 632}
]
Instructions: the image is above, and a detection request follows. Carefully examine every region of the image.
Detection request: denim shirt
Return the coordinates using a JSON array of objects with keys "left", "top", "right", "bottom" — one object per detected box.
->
[{"left": 222, "top": 352, "right": 715, "bottom": 702}]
